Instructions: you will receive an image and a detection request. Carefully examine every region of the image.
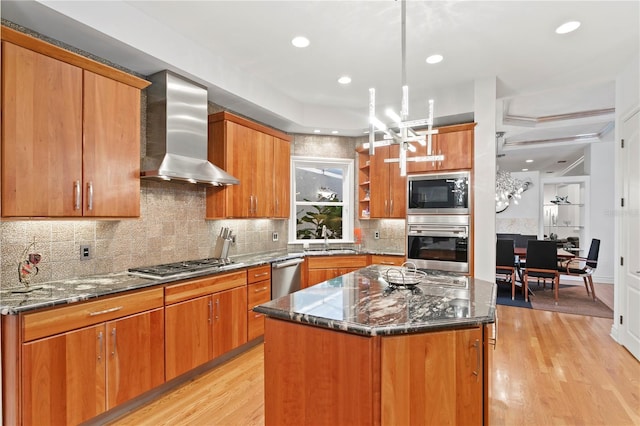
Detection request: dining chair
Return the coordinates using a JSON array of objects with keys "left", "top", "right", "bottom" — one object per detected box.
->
[
  {"left": 523, "top": 240, "right": 560, "bottom": 304},
  {"left": 560, "top": 238, "right": 600, "bottom": 301},
  {"left": 496, "top": 239, "right": 518, "bottom": 300}
]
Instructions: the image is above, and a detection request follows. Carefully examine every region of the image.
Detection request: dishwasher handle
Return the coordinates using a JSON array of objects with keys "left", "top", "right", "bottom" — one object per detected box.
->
[{"left": 273, "top": 258, "right": 305, "bottom": 269}]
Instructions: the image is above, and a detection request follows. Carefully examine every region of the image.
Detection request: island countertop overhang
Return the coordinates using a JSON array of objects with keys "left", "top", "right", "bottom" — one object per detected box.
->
[{"left": 254, "top": 265, "right": 497, "bottom": 337}]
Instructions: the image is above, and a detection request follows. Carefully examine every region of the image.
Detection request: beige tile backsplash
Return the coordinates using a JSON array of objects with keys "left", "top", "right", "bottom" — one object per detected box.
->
[{"left": 0, "top": 181, "right": 288, "bottom": 289}]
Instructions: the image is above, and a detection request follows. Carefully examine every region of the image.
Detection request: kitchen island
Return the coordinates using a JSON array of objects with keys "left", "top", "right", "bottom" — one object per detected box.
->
[{"left": 254, "top": 265, "right": 497, "bottom": 426}]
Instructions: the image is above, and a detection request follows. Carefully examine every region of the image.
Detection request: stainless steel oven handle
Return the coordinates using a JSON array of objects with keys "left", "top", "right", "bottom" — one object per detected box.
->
[{"left": 409, "top": 231, "right": 468, "bottom": 238}]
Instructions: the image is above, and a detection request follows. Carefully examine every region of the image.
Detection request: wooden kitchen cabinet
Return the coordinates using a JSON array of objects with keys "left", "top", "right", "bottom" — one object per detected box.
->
[
  {"left": 247, "top": 265, "right": 272, "bottom": 340},
  {"left": 19, "top": 288, "right": 164, "bottom": 426},
  {"left": 207, "top": 112, "right": 292, "bottom": 218},
  {"left": 0, "top": 27, "right": 149, "bottom": 218},
  {"left": 407, "top": 122, "right": 475, "bottom": 173},
  {"left": 369, "top": 144, "right": 406, "bottom": 218},
  {"left": 306, "top": 255, "right": 368, "bottom": 286},
  {"left": 164, "top": 271, "right": 247, "bottom": 380},
  {"left": 357, "top": 148, "right": 371, "bottom": 219},
  {"left": 369, "top": 254, "right": 405, "bottom": 266},
  {"left": 381, "top": 326, "right": 483, "bottom": 425}
]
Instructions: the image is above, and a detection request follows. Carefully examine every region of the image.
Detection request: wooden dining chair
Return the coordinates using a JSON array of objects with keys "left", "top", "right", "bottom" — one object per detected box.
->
[
  {"left": 496, "top": 239, "right": 518, "bottom": 300},
  {"left": 523, "top": 240, "right": 560, "bottom": 304},
  {"left": 560, "top": 238, "right": 600, "bottom": 301}
]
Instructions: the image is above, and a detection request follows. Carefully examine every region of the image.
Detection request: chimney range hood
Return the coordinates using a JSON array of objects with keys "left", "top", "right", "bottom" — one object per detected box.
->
[{"left": 141, "top": 70, "right": 239, "bottom": 185}]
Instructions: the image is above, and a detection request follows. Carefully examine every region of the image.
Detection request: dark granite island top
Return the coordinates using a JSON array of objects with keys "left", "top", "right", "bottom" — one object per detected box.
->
[{"left": 254, "top": 264, "right": 497, "bottom": 336}]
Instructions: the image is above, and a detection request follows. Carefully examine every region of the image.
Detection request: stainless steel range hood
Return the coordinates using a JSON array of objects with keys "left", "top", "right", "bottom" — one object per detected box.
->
[{"left": 141, "top": 70, "right": 239, "bottom": 185}]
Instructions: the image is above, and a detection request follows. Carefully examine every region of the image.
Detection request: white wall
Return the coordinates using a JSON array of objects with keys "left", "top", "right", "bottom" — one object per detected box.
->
[
  {"left": 473, "top": 77, "right": 497, "bottom": 282},
  {"left": 585, "top": 142, "right": 615, "bottom": 283}
]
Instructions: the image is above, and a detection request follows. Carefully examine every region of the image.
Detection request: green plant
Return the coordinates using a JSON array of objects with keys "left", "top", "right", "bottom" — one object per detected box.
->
[{"left": 296, "top": 202, "right": 343, "bottom": 240}]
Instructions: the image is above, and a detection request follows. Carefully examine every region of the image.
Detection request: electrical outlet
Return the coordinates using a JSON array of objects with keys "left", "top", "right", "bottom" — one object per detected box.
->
[
  {"left": 272, "top": 231, "right": 279, "bottom": 242},
  {"left": 374, "top": 230, "right": 380, "bottom": 240},
  {"left": 80, "top": 245, "right": 91, "bottom": 260}
]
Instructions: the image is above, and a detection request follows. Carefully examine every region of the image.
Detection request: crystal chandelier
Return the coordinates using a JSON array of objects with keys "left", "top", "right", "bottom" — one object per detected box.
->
[
  {"left": 366, "top": 0, "right": 441, "bottom": 176},
  {"left": 495, "top": 170, "right": 531, "bottom": 212}
]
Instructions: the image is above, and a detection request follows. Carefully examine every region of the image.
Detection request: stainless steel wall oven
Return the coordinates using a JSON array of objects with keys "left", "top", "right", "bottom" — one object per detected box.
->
[{"left": 406, "top": 215, "right": 469, "bottom": 273}]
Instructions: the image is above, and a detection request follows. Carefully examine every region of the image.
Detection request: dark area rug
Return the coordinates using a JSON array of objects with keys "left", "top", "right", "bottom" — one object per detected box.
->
[
  {"left": 495, "top": 281, "right": 532, "bottom": 309},
  {"left": 528, "top": 283, "right": 614, "bottom": 318}
]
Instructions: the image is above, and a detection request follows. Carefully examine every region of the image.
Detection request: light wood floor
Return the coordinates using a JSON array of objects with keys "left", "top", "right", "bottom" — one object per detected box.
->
[{"left": 110, "top": 305, "right": 639, "bottom": 426}]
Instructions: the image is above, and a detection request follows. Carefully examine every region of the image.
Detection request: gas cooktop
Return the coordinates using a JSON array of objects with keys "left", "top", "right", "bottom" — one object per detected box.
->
[{"left": 128, "top": 258, "right": 235, "bottom": 279}]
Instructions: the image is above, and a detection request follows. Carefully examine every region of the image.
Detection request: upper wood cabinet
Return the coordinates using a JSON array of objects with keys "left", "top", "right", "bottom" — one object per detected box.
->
[
  {"left": 407, "top": 123, "right": 475, "bottom": 173},
  {"left": 207, "top": 112, "right": 292, "bottom": 219},
  {"left": 368, "top": 144, "right": 407, "bottom": 219},
  {"left": 0, "top": 27, "right": 149, "bottom": 218}
]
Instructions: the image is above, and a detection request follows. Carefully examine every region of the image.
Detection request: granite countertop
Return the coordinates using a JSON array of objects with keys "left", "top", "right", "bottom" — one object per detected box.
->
[
  {"left": 0, "top": 250, "right": 301, "bottom": 315},
  {"left": 254, "top": 265, "right": 497, "bottom": 337},
  {"left": 0, "top": 249, "right": 403, "bottom": 316}
]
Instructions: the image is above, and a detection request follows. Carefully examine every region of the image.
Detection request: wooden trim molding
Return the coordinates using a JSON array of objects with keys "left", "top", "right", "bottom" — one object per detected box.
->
[
  {"left": 1, "top": 25, "right": 150, "bottom": 90},
  {"left": 208, "top": 111, "right": 292, "bottom": 142}
]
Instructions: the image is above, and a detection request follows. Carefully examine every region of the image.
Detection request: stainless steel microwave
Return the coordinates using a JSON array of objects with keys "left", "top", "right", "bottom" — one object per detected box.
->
[{"left": 407, "top": 171, "right": 470, "bottom": 214}]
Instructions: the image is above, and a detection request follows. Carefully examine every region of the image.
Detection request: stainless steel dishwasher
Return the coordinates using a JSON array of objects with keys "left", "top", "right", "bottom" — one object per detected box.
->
[{"left": 271, "top": 257, "right": 304, "bottom": 299}]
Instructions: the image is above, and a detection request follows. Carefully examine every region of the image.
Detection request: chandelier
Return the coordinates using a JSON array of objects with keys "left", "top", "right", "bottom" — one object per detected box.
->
[
  {"left": 495, "top": 170, "right": 532, "bottom": 212},
  {"left": 366, "top": 0, "right": 442, "bottom": 176}
]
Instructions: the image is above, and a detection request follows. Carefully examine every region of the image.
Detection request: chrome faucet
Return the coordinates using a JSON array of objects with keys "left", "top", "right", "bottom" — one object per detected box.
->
[{"left": 321, "top": 225, "right": 329, "bottom": 250}]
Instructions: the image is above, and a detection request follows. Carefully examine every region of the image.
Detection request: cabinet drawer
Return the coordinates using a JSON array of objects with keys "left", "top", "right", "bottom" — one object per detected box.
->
[
  {"left": 247, "top": 310, "right": 265, "bottom": 340},
  {"left": 307, "top": 255, "right": 367, "bottom": 269},
  {"left": 370, "top": 255, "right": 405, "bottom": 266},
  {"left": 247, "top": 265, "right": 271, "bottom": 284},
  {"left": 248, "top": 280, "right": 271, "bottom": 308},
  {"left": 22, "top": 287, "right": 164, "bottom": 342},
  {"left": 165, "top": 270, "right": 246, "bottom": 305}
]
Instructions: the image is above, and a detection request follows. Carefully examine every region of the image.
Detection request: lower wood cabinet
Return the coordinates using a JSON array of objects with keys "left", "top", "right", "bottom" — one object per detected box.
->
[
  {"left": 164, "top": 271, "right": 248, "bottom": 381},
  {"left": 306, "top": 255, "right": 368, "bottom": 287},
  {"left": 247, "top": 265, "right": 272, "bottom": 340},
  {"left": 17, "top": 289, "right": 164, "bottom": 425},
  {"left": 369, "top": 254, "right": 405, "bottom": 266}
]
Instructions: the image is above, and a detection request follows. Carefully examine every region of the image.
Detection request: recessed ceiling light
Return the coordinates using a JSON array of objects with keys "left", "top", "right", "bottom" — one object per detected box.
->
[
  {"left": 556, "top": 21, "right": 581, "bottom": 34},
  {"left": 331, "top": 130, "right": 339, "bottom": 134},
  {"left": 291, "top": 36, "right": 310, "bottom": 48},
  {"left": 338, "top": 76, "right": 352, "bottom": 85},
  {"left": 521, "top": 168, "right": 529, "bottom": 172},
  {"left": 313, "top": 129, "right": 321, "bottom": 133},
  {"left": 426, "top": 54, "right": 443, "bottom": 64},
  {"left": 525, "top": 159, "right": 534, "bottom": 163}
]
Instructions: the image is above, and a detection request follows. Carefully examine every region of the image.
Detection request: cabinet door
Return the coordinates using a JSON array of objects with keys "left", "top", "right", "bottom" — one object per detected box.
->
[
  {"left": 1, "top": 41, "right": 83, "bottom": 217},
  {"left": 226, "top": 121, "right": 255, "bottom": 217},
  {"left": 436, "top": 128, "right": 473, "bottom": 171},
  {"left": 212, "top": 287, "right": 248, "bottom": 358},
  {"left": 254, "top": 132, "right": 274, "bottom": 217},
  {"left": 387, "top": 144, "right": 407, "bottom": 218},
  {"left": 307, "top": 268, "right": 340, "bottom": 286},
  {"left": 83, "top": 71, "right": 141, "bottom": 217},
  {"left": 22, "top": 324, "right": 105, "bottom": 425},
  {"left": 165, "top": 295, "right": 213, "bottom": 380},
  {"left": 273, "top": 137, "right": 291, "bottom": 218},
  {"left": 381, "top": 327, "right": 483, "bottom": 425},
  {"left": 369, "top": 145, "right": 391, "bottom": 218},
  {"left": 106, "top": 308, "right": 165, "bottom": 409}
]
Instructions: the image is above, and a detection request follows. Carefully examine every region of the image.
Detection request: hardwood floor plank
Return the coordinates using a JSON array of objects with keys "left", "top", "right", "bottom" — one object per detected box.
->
[{"left": 110, "top": 306, "right": 639, "bottom": 426}]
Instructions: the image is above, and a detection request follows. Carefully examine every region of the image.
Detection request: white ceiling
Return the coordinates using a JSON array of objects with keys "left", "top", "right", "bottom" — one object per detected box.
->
[{"left": 2, "top": 0, "right": 638, "bottom": 175}]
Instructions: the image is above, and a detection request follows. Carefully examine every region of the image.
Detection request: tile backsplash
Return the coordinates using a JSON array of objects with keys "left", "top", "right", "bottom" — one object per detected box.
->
[{"left": 0, "top": 181, "right": 288, "bottom": 289}]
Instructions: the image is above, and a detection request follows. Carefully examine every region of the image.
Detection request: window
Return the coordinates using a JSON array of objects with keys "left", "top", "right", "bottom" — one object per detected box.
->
[{"left": 290, "top": 157, "right": 354, "bottom": 244}]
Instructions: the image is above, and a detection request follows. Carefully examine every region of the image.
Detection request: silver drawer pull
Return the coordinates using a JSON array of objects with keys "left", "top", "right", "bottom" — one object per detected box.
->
[
  {"left": 88, "top": 306, "right": 123, "bottom": 317},
  {"left": 254, "top": 286, "right": 268, "bottom": 293},
  {"left": 253, "top": 272, "right": 269, "bottom": 278}
]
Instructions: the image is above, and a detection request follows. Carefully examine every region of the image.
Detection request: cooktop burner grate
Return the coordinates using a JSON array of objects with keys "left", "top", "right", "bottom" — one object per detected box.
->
[{"left": 128, "top": 258, "right": 226, "bottom": 277}]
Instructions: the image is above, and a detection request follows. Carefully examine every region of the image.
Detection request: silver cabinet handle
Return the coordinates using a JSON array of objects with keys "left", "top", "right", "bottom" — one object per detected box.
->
[
  {"left": 275, "top": 198, "right": 279, "bottom": 215},
  {"left": 384, "top": 199, "right": 388, "bottom": 215},
  {"left": 87, "top": 181, "right": 94, "bottom": 211},
  {"left": 249, "top": 195, "right": 253, "bottom": 214},
  {"left": 472, "top": 339, "right": 480, "bottom": 382},
  {"left": 111, "top": 328, "right": 116, "bottom": 356},
  {"left": 490, "top": 311, "right": 498, "bottom": 350},
  {"left": 253, "top": 272, "right": 269, "bottom": 278},
  {"left": 390, "top": 199, "right": 394, "bottom": 215},
  {"left": 208, "top": 299, "right": 213, "bottom": 324},
  {"left": 254, "top": 286, "right": 268, "bottom": 293},
  {"left": 215, "top": 298, "right": 220, "bottom": 320},
  {"left": 97, "top": 331, "right": 103, "bottom": 360},
  {"left": 254, "top": 196, "right": 258, "bottom": 214},
  {"left": 88, "top": 306, "right": 123, "bottom": 317},
  {"left": 74, "top": 180, "right": 81, "bottom": 210}
]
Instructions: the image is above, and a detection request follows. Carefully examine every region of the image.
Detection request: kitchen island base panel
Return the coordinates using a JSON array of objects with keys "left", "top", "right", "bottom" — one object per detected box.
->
[
  {"left": 264, "top": 317, "right": 380, "bottom": 426},
  {"left": 264, "top": 317, "right": 488, "bottom": 426}
]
